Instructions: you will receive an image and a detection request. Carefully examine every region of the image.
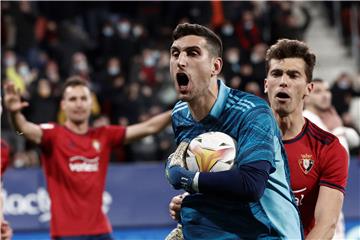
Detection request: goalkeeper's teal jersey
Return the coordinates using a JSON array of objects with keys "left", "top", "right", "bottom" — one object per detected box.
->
[{"left": 171, "top": 80, "right": 302, "bottom": 239}]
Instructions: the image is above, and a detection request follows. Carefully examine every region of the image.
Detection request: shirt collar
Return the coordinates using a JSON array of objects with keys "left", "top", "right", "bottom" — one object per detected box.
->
[{"left": 208, "top": 79, "right": 230, "bottom": 119}]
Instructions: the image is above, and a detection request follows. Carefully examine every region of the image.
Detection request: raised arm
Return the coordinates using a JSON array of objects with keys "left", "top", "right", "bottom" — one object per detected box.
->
[
  {"left": 305, "top": 186, "right": 344, "bottom": 240},
  {"left": 124, "top": 110, "right": 172, "bottom": 144},
  {"left": 3, "top": 83, "right": 43, "bottom": 144}
]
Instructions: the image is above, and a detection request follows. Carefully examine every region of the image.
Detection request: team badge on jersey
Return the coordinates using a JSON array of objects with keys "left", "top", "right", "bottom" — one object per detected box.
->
[
  {"left": 92, "top": 140, "right": 101, "bottom": 152},
  {"left": 298, "top": 154, "right": 314, "bottom": 174}
]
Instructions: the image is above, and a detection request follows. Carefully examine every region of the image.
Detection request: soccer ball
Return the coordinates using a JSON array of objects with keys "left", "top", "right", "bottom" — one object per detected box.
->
[{"left": 185, "top": 132, "right": 236, "bottom": 172}]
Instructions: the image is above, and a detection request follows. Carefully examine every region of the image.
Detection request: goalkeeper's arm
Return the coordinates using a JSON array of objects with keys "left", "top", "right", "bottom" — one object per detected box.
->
[
  {"left": 165, "top": 142, "right": 271, "bottom": 201},
  {"left": 199, "top": 161, "right": 271, "bottom": 201}
]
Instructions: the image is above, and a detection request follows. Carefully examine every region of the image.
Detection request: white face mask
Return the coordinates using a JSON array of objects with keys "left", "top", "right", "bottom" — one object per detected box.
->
[
  {"left": 108, "top": 66, "right": 120, "bottom": 76},
  {"left": 117, "top": 22, "right": 130, "bottom": 34},
  {"left": 5, "top": 58, "right": 16, "bottom": 67},
  {"left": 18, "top": 66, "right": 30, "bottom": 76},
  {"left": 338, "top": 79, "right": 350, "bottom": 89},
  {"left": 133, "top": 25, "right": 143, "bottom": 38},
  {"left": 222, "top": 25, "right": 234, "bottom": 36},
  {"left": 144, "top": 56, "right": 156, "bottom": 67},
  {"left": 244, "top": 21, "right": 254, "bottom": 30},
  {"left": 227, "top": 53, "right": 239, "bottom": 64},
  {"left": 103, "top": 27, "right": 114, "bottom": 37},
  {"left": 251, "top": 53, "right": 263, "bottom": 64},
  {"left": 75, "top": 61, "right": 88, "bottom": 72}
]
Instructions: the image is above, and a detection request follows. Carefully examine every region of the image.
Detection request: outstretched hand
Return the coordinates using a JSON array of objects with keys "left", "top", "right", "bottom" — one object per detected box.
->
[
  {"left": 3, "top": 83, "right": 29, "bottom": 113},
  {"left": 1, "top": 220, "right": 13, "bottom": 240}
]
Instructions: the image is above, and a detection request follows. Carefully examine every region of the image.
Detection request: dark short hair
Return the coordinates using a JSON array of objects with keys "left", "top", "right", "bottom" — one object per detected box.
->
[
  {"left": 311, "top": 78, "right": 324, "bottom": 84},
  {"left": 61, "top": 76, "right": 89, "bottom": 98},
  {"left": 172, "top": 23, "right": 223, "bottom": 58},
  {"left": 265, "top": 39, "right": 316, "bottom": 82}
]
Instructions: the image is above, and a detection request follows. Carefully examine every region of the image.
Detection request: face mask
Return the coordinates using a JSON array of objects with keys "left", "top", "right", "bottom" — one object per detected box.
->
[
  {"left": 108, "top": 66, "right": 120, "bottom": 76},
  {"left": 222, "top": 25, "right": 234, "bottom": 36},
  {"left": 133, "top": 26, "right": 143, "bottom": 38},
  {"left": 244, "top": 21, "right": 253, "bottom": 30},
  {"left": 5, "top": 58, "right": 16, "bottom": 67},
  {"left": 117, "top": 22, "right": 130, "bottom": 34},
  {"left": 144, "top": 56, "right": 156, "bottom": 67},
  {"left": 251, "top": 53, "right": 262, "bottom": 64},
  {"left": 75, "top": 61, "right": 88, "bottom": 71},
  {"left": 338, "top": 79, "right": 350, "bottom": 89},
  {"left": 48, "top": 72, "right": 59, "bottom": 82},
  {"left": 227, "top": 53, "right": 239, "bottom": 64},
  {"left": 103, "top": 27, "right": 114, "bottom": 37},
  {"left": 18, "top": 66, "right": 30, "bottom": 76}
]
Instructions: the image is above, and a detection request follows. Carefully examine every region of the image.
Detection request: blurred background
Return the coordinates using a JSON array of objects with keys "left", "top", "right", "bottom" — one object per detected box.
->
[{"left": 1, "top": 1, "right": 359, "bottom": 239}]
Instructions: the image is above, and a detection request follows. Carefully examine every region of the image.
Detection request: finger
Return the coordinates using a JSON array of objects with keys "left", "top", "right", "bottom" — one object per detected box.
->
[
  {"left": 173, "top": 204, "right": 181, "bottom": 211},
  {"left": 182, "top": 192, "right": 189, "bottom": 198},
  {"left": 173, "top": 197, "right": 181, "bottom": 203},
  {"left": 170, "top": 210, "right": 176, "bottom": 219},
  {"left": 174, "top": 195, "right": 184, "bottom": 204},
  {"left": 21, "top": 102, "right": 29, "bottom": 108},
  {"left": 169, "top": 201, "right": 174, "bottom": 211}
]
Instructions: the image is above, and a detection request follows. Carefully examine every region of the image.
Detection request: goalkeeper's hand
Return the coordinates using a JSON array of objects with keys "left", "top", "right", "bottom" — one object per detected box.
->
[
  {"left": 165, "top": 142, "right": 198, "bottom": 193},
  {"left": 166, "top": 164, "right": 196, "bottom": 193},
  {"left": 167, "top": 141, "right": 189, "bottom": 168}
]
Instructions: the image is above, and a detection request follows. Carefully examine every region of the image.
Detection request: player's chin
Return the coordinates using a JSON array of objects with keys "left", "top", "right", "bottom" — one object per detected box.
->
[
  {"left": 71, "top": 116, "right": 89, "bottom": 124},
  {"left": 177, "top": 93, "right": 192, "bottom": 102}
]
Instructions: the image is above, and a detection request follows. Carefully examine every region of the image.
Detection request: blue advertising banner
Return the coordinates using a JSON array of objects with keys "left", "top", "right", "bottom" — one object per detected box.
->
[
  {"left": 2, "top": 162, "right": 179, "bottom": 231},
  {"left": 2, "top": 159, "right": 360, "bottom": 238}
]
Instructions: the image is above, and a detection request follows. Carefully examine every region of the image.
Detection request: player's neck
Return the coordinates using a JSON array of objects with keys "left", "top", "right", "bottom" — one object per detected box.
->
[
  {"left": 276, "top": 112, "right": 306, "bottom": 141},
  {"left": 188, "top": 81, "right": 218, "bottom": 121},
  {"left": 64, "top": 120, "right": 89, "bottom": 134}
]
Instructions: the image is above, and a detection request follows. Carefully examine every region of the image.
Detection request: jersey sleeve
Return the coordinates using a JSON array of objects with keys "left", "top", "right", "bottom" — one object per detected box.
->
[
  {"left": 319, "top": 139, "right": 348, "bottom": 193},
  {"left": 1, "top": 139, "right": 10, "bottom": 174},
  {"left": 39, "top": 123, "right": 57, "bottom": 151},
  {"left": 104, "top": 125, "right": 126, "bottom": 147},
  {"left": 236, "top": 106, "right": 277, "bottom": 171}
]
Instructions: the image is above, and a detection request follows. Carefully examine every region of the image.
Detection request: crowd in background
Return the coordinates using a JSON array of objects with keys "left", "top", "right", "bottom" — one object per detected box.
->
[{"left": 1, "top": 1, "right": 359, "bottom": 168}]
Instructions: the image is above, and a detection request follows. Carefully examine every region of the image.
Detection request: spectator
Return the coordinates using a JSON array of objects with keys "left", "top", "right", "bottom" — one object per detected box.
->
[
  {"left": 235, "top": 10, "right": 263, "bottom": 54},
  {"left": 331, "top": 72, "right": 360, "bottom": 118}
]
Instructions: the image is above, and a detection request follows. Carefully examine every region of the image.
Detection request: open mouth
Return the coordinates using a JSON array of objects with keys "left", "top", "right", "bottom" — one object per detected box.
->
[
  {"left": 176, "top": 73, "right": 189, "bottom": 86},
  {"left": 276, "top": 92, "right": 290, "bottom": 99}
]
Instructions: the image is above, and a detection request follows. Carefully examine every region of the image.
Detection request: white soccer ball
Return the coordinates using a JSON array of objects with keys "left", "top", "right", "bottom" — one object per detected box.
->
[{"left": 185, "top": 132, "right": 236, "bottom": 172}]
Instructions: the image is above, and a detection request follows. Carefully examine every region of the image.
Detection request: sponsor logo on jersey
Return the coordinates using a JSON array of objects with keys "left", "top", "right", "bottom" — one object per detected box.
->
[
  {"left": 92, "top": 140, "right": 101, "bottom": 152},
  {"left": 298, "top": 154, "right": 314, "bottom": 174},
  {"left": 69, "top": 156, "right": 99, "bottom": 172},
  {"left": 293, "top": 187, "right": 307, "bottom": 206}
]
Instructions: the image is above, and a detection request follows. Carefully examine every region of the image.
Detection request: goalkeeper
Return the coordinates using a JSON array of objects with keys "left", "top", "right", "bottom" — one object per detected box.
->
[{"left": 165, "top": 23, "right": 302, "bottom": 239}]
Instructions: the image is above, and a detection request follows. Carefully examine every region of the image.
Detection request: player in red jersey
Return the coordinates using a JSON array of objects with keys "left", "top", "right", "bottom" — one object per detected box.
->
[
  {"left": 1, "top": 139, "right": 10, "bottom": 176},
  {"left": 1, "top": 139, "right": 12, "bottom": 240},
  {"left": 1, "top": 99, "right": 13, "bottom": 240},
  {"left": 264, "top": 39, "right": 348, "bottom": 239},
  {"left": 1, "top": 139, "right": 13, "bottom": 240},
  {"left": 169, "top": 39, "right": 348, "bottom": 240},
  {"left": 3, "top": 77, "right": 172, "bottom": 240}
]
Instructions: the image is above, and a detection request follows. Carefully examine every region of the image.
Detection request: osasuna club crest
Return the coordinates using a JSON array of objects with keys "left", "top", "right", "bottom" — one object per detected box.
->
[{"left": 298, "top": 154, "right": 314, "bottom": 174}]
